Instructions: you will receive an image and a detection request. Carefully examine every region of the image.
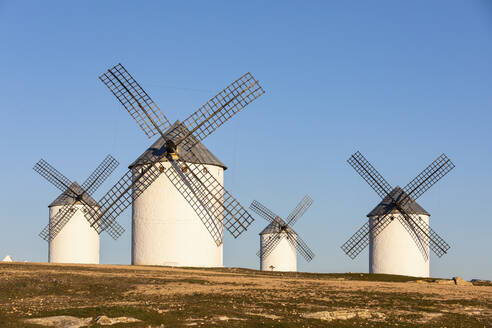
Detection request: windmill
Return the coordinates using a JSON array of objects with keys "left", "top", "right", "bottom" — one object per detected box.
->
[
  {"left": 341, "top": 151, "right": 455, "bottom": 277},
  {"left": 86, "top": 63, "right": 264, "bottom": 266},
  {"left": 250, "top": 195, "right": 315, "bottom": 272},
  {"left": 33, "top": 155, "right": 121, "bottom": 263}
]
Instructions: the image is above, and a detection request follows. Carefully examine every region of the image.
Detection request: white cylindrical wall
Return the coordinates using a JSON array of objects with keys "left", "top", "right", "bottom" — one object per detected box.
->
[
  {"left": 48, "top": 204, "right": 100, "bottom": 264},
  {"left": 260, "top": 232, "right": 297, "bottom": 272},
  {"left": 132, "top": 162, "right": 224, "bottom": 267},
  {"left": 369, "top": 214, "right": 430, "bottom": 277}
]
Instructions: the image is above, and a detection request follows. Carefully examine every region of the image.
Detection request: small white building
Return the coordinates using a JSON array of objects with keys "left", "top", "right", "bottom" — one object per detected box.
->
[
  {"left": 48, "top": 182, "right": 100, "bottom": 264},
  {"left": 368, "top": 187, "right": 430, "bottom": 277},
  {"left": 130, "top": 122, "right": 226, "bottom": 267},
  {"left": 259, "top": 219, "right": 297, "bottom": 272}
]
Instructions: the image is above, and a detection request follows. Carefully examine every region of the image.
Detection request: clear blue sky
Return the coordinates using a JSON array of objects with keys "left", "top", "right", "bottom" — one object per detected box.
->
[{"left": 1, "top": 1, "right": 491, "bottom": 280}]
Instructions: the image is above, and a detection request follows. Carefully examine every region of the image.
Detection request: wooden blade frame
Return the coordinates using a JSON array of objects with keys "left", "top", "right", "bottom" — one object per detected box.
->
[
  {"left": 99, "top": 63, "right": 172, "bottom": 139},
  {"left": 179, "top": 72, "right": 265, "bottom": 151},
  {"left": 396, "top": 204, "right": 450, "bottom": 257},
  {"left": 164, "top": 157, "right": 223, "bottom": 245},
  {"left": 39, "top": 201, "right": 78, "bottom": 241},
  {"left": 285, "top": 229, "right": 315, "bottom": 262},
  {"left": 89, "top": 151, "right": 163, "bottom": 238},
  {"left": 257, "top": 230, "right": 283, "bottom": 259},
  {"left": 81, "top": 155, "right": 119, "bottom": 195},
  {"left": 394, "top": 213, "right": 430, "bottom": 260},
  {"left": 347, "top": 151, "right": 393, "bottom": 199},
  {"left": 340, "top": 213, "right": 393, "bottom": 259},
  {"left": 400, "top": 153, "right": 455, "bottom": 207},
  {"left": 182, "top": 162, "right": 253, "bottom": 240},
  {"left": 172, "top": 124, "right": 255, "bottom": 240},
  {"left": 249, "top": 200, "right": 280, "bottom": 223},
  {"left": 33, "top": 160, "right": 76, "bottom": 196},
  {"left": 285, "top": 195, "right": 313, "bottom": 227}
]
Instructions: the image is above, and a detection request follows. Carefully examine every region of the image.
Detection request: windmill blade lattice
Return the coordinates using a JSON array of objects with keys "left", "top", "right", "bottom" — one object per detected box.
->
[
  {"left": 347, "top": 151, "right": 393, "bottom": 200},
  {"left": 33, "top": 159, "right": 77, "bottom": 197},
  {"left": 99, "top": 63, "right": 172, "bottom": 138},
  {"left": 183, "top": 158, "right": 254, "bottom": 238},
  {"left": 168, "top": 123, "right": 255, "bottom": 241},
  {"left": 164, "top": 157, "right": 223, "bottom": 245},
  {"left": 400, "top": 153, "right": 455, "bottom": 207},
  {"left": 257, "top": 230, "right": 283, "bottom": 259},
  {"left": 285, "top": 229, "right": 315, "bottom": 262},
  {"left": 90, "top": 152, "right": 164, "bottom": 237},
  {"left": 81, "top": 155, "right": 120, "bottom": 196},
  {"left": 39, "top": 202, "right": 78, "bottom": 240},
  {"left": 395, "top": 204, "right": 450, "bottom": 257},
  {"left": 250, "top": 200, "right": 281, "bottom": 223},
  {"left": 162, "top": 155, "right": 255, "bottom": 245},
  {"left": 286, "top": 195, "right": 313, "bottom": 226},
  {"left": 179, "top": 72, "right": 265, "bottom": 151},
  {"left": 393, "top": 213, "right": 429, "bottom": 261},
  {"left": 41, "top": 202, "right": 107, "bottom": 240},
  {"left": 340, "top": 213, "right": 393, "bottom": 259}
]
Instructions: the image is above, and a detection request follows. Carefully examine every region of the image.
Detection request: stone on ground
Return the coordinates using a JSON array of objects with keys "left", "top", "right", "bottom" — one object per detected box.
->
[
  {"left": 95, "top": 315, "right": 141, "bottom": 325},
  {"left": 24, "top": 315, "right": 141, "bottom": 327},
  {"left": 24, "top": 315, "right": 92, "bottom": 328},
  {"left": 302, "top": 309, "right": 385, "bottom": 321},
  {"left": 453, "top": 276, "right": 473, "bottom": 286}
]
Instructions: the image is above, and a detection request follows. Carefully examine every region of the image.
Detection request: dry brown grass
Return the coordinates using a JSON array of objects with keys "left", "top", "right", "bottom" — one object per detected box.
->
[{"left": 1, "top": 262, "right": 491, "bottom": 327}]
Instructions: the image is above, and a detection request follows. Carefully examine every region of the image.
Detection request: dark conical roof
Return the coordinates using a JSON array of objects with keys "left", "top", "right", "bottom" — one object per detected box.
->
[
  {"left": 129, "top": 121, "right": 226, "bottom": 169},
  {"left": 367, "top": 187, "right": 430, "bottom": 217},
  {"left": 48, "top": 182, "right": 99, "bottom": 207},
  {"left": 259, "top": 217, "right": 297, "bottom": 236}
]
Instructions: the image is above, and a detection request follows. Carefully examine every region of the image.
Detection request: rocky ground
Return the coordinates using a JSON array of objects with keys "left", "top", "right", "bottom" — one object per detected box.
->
[{"left": 0, "top": 262, "right": 491, "bottom": 327}]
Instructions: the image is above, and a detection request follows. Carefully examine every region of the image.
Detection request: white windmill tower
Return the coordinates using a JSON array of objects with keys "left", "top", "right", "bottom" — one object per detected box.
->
[
  {"left": 94, "top": 64, "right": 265, "bottom": 267},
  {"left": 250, "top": 195, "right": 315, "bottom": 272},
  {"left": 341, "top": 151, "right": 455, "bottom": 277},
  {"left": 128, "top": 124, "right": 227, "bottom": 266},
  {"left": 33, "top": 155, "right": 122, "bottom": 264}
]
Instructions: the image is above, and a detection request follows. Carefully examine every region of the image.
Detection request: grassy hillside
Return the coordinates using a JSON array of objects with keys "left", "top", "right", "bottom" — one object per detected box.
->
[{"left": 0, "top": 262, "right": 490, "bottom": 327}]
